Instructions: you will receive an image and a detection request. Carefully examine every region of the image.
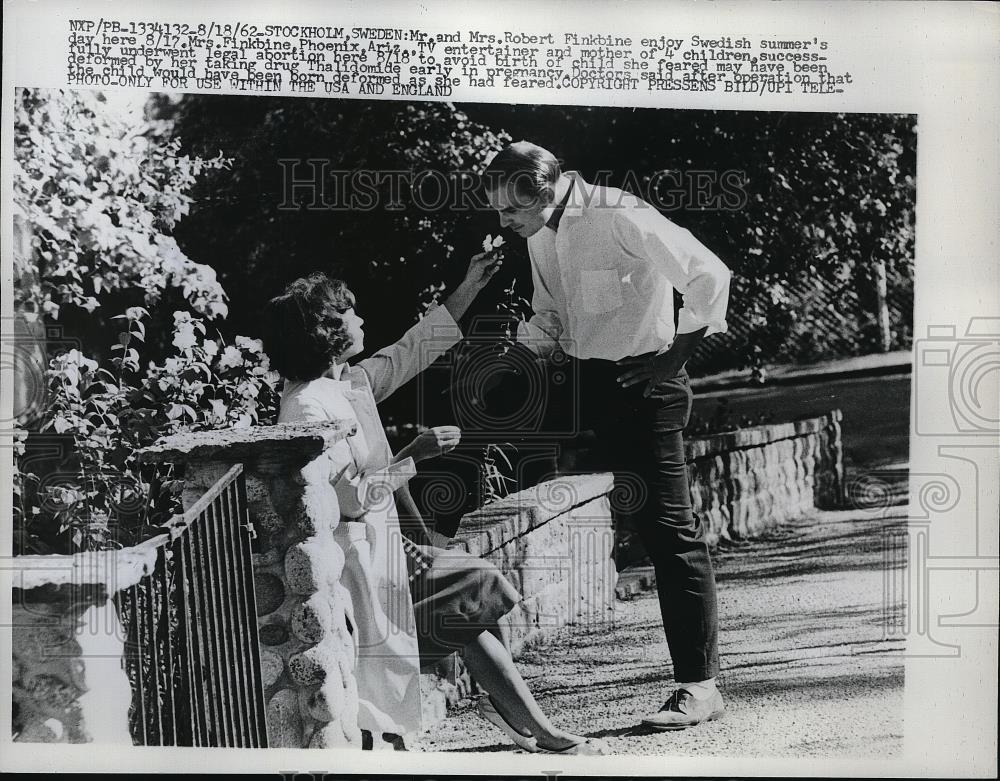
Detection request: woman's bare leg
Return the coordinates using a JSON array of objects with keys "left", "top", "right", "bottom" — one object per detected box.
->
[{"left": 463, "top": 629, "right": 580, "bottom": 749}]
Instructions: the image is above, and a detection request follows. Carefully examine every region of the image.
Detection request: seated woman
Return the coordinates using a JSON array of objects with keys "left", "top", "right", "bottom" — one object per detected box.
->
[{"left": 260, "top": 253, "right": 607, "bottom": 755}]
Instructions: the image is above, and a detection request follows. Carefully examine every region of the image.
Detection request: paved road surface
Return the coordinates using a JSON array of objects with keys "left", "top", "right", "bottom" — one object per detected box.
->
[{"left": 414, "top": 506, "right": 906, "bottom": 757}]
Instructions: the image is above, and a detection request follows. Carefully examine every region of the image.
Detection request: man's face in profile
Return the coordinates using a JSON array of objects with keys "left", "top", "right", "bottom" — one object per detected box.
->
[{"left": 487, "top": 181, "right": 552, "bottom": 238}]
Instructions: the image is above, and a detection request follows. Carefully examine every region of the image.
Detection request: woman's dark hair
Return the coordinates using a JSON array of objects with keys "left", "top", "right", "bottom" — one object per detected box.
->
[{"left": 261, "top": 273, "right": 356, "bottom": 381}]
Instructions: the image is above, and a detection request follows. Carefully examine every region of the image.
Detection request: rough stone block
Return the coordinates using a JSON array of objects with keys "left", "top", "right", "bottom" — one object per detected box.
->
[
  {"left": 259, "top": 620, "right": 290, "bottom": 647},
  {"left": 302, "top": 675, "right": 347, "bottom": 723},
  {"left": 254, "top": 573, "right": 286, "bottom": 617},
  {"left": 290, "top": 594, "right": 334, "bottom": 645},
  {"left": 308, "top": 721, "right": 355, "bottom": 748},
  {"left": 260, "top": 648, "right": 284, "bottom": 689},
  {"left": 140, "top": 421, "right": 356, "bottom": 466},
  {"left": 265, "top": 688, "right": 302, "bottom": 747},
  {"left": 285, "top": 538, "right": 345, "bottom": 596}
]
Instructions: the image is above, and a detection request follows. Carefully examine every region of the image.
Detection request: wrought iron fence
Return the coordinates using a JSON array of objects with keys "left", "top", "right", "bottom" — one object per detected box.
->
[{"left": 115, "top": 464, "right": 268, "bottom": 747}]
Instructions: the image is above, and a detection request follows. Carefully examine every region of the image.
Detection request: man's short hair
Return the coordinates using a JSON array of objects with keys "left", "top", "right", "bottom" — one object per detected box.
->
[
  {"left": 261, "top": 273, "right": 356, "bottom": 381},
  {"left": 484, "top": 141, "right": 561, "bottom": 204}
]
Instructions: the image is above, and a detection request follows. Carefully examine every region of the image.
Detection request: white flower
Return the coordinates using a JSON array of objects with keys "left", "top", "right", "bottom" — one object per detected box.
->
[
  {"left": 172, "top": 324, "right": 198, "bottom": 351},
  {"left": 217, "top": 345, "right": 243, "bottom": 371},
  {"left": 235, "top": 336, "right": 262, "bottom": 353},
  {"left": 202, "top": 340, "right": 219, "bottom": 358},
  {"left": 482, "top": 234, "right": 506, "bottom": 253}
]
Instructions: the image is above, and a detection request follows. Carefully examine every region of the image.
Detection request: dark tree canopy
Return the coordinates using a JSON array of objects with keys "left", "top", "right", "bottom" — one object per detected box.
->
[{"left": 164, "top": 97, "right": 915, "bottom": 377}]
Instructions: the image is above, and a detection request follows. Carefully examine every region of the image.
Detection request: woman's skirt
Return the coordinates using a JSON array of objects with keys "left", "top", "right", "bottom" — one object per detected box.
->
[{"left": 402, "top": 538, "right": 521, "bottom": 666}]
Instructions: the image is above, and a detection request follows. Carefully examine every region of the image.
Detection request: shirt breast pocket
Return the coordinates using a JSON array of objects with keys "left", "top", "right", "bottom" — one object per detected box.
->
[{"left": 580, "top": 269, "right": 624, "bottom": 314}]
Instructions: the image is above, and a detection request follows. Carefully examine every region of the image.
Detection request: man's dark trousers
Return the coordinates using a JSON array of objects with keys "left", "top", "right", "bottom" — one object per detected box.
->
[{"left": 575, "top": 356, "right": 720, "bottom": 683}]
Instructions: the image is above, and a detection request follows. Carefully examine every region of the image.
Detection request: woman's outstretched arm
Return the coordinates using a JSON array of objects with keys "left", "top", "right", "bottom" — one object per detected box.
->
[{"left": 358, "top": 251, "right": 502, "bottom": 403}]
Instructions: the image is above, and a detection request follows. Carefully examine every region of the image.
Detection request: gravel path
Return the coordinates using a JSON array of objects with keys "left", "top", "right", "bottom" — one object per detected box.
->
[{"left": 413, "top": 507, "right": 906, "bottom": 757}]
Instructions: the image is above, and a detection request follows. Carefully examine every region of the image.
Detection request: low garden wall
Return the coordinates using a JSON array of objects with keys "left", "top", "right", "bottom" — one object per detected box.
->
[
  {"left": 12, "top": 549, "right": 157, "bottom": 743},
  {"left": 419, "top": 473, "right": 617, "bottom": 722},
  {"left": 10, "top": 410, "right": 844, "bottom": 743},
  {"left": 141, "top": 422, "right": 364, "bottom": 749},
  {"left": 686, "top": 409, "right": 845, "bottom": 546}
]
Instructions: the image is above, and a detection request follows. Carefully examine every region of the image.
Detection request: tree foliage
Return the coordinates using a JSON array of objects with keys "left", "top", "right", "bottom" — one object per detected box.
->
[
  {"left": 165, "top": 99, "right": 915, "bottom": 376},
  {"left": 161, "top": 96, "right": 510, "bottom": 349},
  {"left": 13, "top": 89, "right": 229, "bottom": 327},
  {"left": 454, "top": 105, "right": 916, "bottom": 370},
  {"left": 12, "top": 89, "right": 277, "bottom": 554},
  {"left": 13, "top": 91, "right": 916, "bottom": 553}
]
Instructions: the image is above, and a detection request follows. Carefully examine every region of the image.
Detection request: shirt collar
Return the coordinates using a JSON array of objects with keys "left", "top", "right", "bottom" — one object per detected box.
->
[{"left": 544, "top": 172, "right": 580, "bottom": 232}]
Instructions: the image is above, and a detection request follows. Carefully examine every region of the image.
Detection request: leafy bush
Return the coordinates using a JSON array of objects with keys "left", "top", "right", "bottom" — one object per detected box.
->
[
  {"left": 13, "top": 88, "right": 274, "bottom": 555},
  {"left": 13, "top": 89, "right": 229, "bottom": 324},
  {"left": 17, "top": 308, "right": 279, "bottom": 553}
]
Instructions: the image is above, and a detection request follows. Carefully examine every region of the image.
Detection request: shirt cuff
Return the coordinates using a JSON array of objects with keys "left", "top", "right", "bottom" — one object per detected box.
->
[
  {"left": 516, "top": 319, "right": 559, "bottom": 359},
  {"left": 676, "top": 306, "right": 728, "bottom": 338},
  {"left": 420, "top": 302, "right": 463, "bottom": 345},
  {"left": 358, "top": 458, "right": 417, "bottom": 513}
]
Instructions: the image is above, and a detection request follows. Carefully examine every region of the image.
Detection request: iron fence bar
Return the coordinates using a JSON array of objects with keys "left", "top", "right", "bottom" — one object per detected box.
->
[
  {"left": 220, "top": 480, "right": 253, "bottom": 746},
  {"left": 117, "top": 463, "right": 279, "bottom": 748},
  {"left": 176, "top": 537, "right": 204, "bottom": 746},
  {"left": 138, "top": 580, "right": 158, "bottom": 745},
  {"left": 211, "top": 491, "right": 245, "bottom": 746},
  {"left": 164, "top": 464, "right": 245, "bottom": 532},
  {"left": 185, "top": 526, "right": 219, "bottom": 746},
  {"left": 145, "top": 552, "right": 165, "bottom": 744},
  {"left": 159, "top": 553, "right": 180, "bottom": 744},
  {"left": 205, "top": 498, "right": 237, "bottom": 746},
  {"left": 235, "top": 474, "right": 268, "bottom": 748},
  {"left": 192, "top": 512, "right": 226, "bottom": 745},
  {"left": 127, "top": 585, "right": 148, "bottom": 746}
]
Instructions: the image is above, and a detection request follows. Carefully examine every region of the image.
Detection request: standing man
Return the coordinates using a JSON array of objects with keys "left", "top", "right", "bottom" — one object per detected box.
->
[{"left": 483, "top": 141, "right": 731, "bottom": 730}]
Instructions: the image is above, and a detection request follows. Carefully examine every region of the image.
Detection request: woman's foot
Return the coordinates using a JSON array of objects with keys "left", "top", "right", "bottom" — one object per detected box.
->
[
  {"left": 534, "top": 733, "right": 610, "bottom": 755},
  {"left": 476, "top": 696, "right": 538, "bottom": 752},
  {"left": 476, "top": 697, "right": 609, "bottom": 755}
]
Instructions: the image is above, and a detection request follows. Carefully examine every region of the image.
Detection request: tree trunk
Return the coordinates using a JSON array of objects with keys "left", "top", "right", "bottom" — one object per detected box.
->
[{"left": 872, "top": 257, "right": 892, "bottom": 352}]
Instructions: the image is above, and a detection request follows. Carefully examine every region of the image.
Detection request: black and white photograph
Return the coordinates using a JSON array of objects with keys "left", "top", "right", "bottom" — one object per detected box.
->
[
  {"left": 2, "top": 1, "right": 997, "bottom": 777},
  {"left": 9, "top": 87, "right": 916, "bottom": 752}
]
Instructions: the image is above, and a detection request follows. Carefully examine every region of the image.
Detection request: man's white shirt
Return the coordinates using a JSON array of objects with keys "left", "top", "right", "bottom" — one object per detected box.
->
[{"left": 516, "top": 173, "right": 732, "bottom": 361}]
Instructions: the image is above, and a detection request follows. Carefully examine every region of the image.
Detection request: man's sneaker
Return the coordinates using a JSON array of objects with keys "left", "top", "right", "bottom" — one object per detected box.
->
[{"left": 640, "top": 688, "right": 725, "bottom": 731}]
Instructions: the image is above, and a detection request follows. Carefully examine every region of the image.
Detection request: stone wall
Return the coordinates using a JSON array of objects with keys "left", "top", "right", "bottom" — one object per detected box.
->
[
  {"left": 12, "top": 550, "right": 156, "bottom": 743},
  {"left": 143, "top": 422, "right": 363, "bottom": 748},
  {"left": 11, "top": 410, "right": 843, "bottom": 743},
  {"left": 455, "top": 473, "right": 617, "bottom": 656},
  {"left": 420, "top": 474, "right": 617, "bottom": 721},
  {"left": 419, "top": 411, "right": 845, "bottom": 719},
  {"left": 686, "top": 410, "right": 845, "bottom": 546}
]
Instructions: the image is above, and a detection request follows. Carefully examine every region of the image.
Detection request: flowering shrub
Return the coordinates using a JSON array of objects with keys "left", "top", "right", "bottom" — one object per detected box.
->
[
  {"left": 13, "top": 88, "right": 229, "bottom": 322},
  {"left": 18, "top": 308, "right": 280, "bottom": 552}
]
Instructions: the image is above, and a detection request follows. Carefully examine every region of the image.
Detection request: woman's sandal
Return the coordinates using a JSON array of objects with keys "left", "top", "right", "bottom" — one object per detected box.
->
[
  {"left": 476, "top": 696, "right": 539, "bottom": 752},
  {"left": 477, "top": 696, "right": 610, "bottom": 755},
  {"left": 535, "top": 736, "right": 610, "bottom": 755}
]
